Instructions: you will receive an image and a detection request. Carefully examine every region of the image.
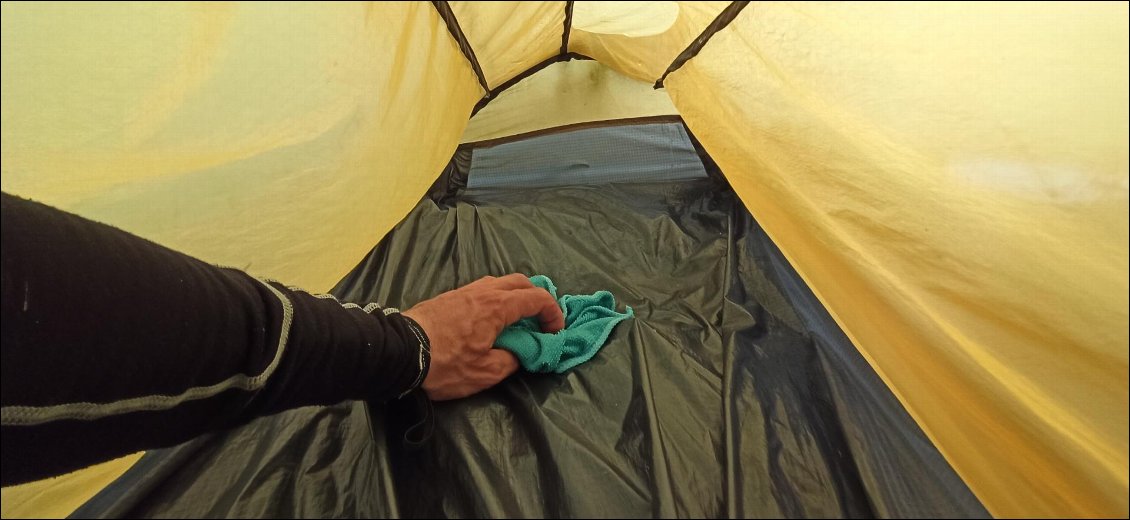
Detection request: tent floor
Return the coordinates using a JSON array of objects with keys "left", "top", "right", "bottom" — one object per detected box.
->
[{"left": 73, "top": 173, "right": 985, "bottom": 518}]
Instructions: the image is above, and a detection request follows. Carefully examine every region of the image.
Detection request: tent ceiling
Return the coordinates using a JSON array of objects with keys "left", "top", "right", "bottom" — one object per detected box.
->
[
  {"left": 449, "top": 1, "right": 565, "bottom": 88},
  {"left": 461, "top": 59, "right": 677, "bottom": 144},
  {"left": 572, "top": 1, "right": 680, "bottom": 37}
]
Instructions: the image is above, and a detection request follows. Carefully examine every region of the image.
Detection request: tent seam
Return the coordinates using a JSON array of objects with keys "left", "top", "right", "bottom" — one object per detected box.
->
[
  {"left": 469, "top": 52, "right": 594, "bottom": 118},
  {"left": 654, "top": 1, "right": 752, "bottom": 89},
  {"left": 561, "top": 1, "right": 575, "bottom": 56},
  {"left": 431, "top": 1, "right": 491, "bottom": 95}
]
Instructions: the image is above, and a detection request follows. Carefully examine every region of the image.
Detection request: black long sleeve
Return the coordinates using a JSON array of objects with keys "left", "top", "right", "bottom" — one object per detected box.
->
[{"left": 0, "top": 192, "right": 430, "bottom": 486}]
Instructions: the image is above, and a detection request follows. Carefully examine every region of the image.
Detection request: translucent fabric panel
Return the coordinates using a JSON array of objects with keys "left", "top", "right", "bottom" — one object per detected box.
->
[
  {"left": 571, "top": 1, "right": 680, "bottom": 38},
  {"left": 461, "top": 60, "right": 677, "bottom": 143},
  {"left": 450, "top": 1, "right": 565, "bottom": 88},
  {"left": 666, "top": 2, "right": 1128, "bottom": 517},
  {"left": 569, "top": 1, "right": 729, "bottom": 83},
  {"left": 1, "top": 2, "right": 481, "bottom": 292}
]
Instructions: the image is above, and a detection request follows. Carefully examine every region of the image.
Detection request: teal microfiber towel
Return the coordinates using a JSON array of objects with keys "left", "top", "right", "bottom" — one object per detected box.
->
[{"left": 495, "top": 275, "right": 633, "bottom": 373}]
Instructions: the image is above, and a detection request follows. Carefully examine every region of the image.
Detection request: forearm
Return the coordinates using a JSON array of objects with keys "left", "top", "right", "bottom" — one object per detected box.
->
[{"left": 0, "top": 192, "right": 429, "bottom": 485}]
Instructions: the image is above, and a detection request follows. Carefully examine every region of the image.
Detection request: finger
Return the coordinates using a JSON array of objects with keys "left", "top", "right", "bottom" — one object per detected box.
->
[
  {"left": 485, "top": 349, "right": 520, "bottom": 383},
  {"left": 504, "top": 287, "right": 565, "bottom": 333},
  {"left": 492, "top": 273, "right": 535, "bottom": 290}
]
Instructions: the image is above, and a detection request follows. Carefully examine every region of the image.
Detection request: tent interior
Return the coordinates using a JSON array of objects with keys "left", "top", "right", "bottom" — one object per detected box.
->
[{"left": 0, "top": 2, "right": 1127, "bottom": 518}]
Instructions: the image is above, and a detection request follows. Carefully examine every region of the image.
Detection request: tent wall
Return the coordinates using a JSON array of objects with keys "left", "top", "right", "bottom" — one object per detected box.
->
[
  {"left": 664, "top": 2, "right": 1128, "bottom": 517},
  {"left": 0, "top": 454, "right": 143, "bottom": 519},
  {"left": 0, "top": 2, "right": 481, "bottom": 292}
]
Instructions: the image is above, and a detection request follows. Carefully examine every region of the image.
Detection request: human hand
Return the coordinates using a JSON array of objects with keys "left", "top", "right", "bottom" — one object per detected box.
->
[{"left": 403, "top": 274, "right": 565, "bottom": 401}]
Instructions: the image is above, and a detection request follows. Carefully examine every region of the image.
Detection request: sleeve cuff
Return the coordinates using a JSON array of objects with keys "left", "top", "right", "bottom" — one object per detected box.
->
[{"left": 393, "top": 313, "right": 432, "bottom": 399}]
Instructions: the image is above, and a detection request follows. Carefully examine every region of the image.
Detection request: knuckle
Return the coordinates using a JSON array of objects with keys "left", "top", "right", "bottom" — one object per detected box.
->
[{"left": 502, "top": 273, "right": 532, "bottom": 285}]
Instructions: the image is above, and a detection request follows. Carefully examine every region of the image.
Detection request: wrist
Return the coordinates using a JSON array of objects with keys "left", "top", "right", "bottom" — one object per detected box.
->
[{"left": 396, "top": 313, "right": 432, "bottom": 399}]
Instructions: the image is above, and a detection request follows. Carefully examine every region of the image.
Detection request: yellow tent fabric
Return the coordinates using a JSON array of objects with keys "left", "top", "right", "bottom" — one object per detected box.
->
[
  {"left": 1, "top": 1, "right": 1126, "bottom": 518},
  {"left": 570, "top": 1, "right": 730, "bottom": 82},
  {"left": 1, "top": 1, "right": 482, "bottom": 292},
  {"left": 0, "top": 455, "right": 143, "bottom": 519},
  {"left": 664, "top": 3, "right": 1128, "bottom": 516},
  {"left": 461, "top": 59, "right": 678, "bottom": 143},
  {"left": 450, "top": 1, "right": 565, "bottom": 87}
]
